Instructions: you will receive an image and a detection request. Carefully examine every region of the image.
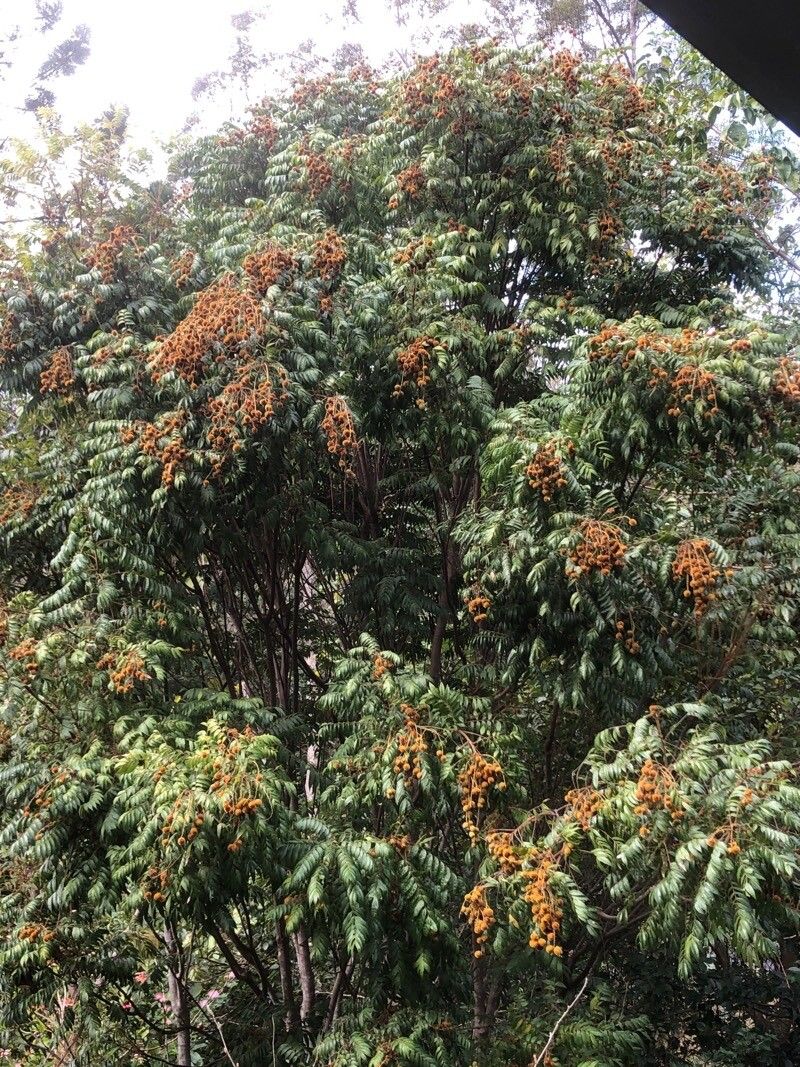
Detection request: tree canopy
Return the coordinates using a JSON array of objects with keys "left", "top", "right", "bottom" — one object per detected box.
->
[{"left": 0, "top": 36, "right": 799, "bottom": 1067}]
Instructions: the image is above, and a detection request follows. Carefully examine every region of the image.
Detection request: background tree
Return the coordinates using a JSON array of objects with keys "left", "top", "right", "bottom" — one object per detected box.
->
[{"left": 0, "top": 36, "right": 799, "bottom": 1067}]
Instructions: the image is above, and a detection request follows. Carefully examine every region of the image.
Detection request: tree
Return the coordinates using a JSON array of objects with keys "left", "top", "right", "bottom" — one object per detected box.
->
[{"left": 1, "top": 40, "right": 799, "bottom": 1067}]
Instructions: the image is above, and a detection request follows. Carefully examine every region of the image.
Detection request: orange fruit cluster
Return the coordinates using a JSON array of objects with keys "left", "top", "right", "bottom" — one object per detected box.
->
[
  {"left": 96, "top": 649, "right": 151, "bottom": 693},
  {"left": 597, "top": 211, "right": 621, "bottom": 241},
  {"left": 774, "top": 356, "right": 800, "bottom": 405},
  {"left": 372, "top": 654, "right": 392, "bottom": 680},
  {"left": 122, "top": 411, "right": 189, "bottom": 488},
  {"left": 552, "top": 49, "right": 580, "bottom": 94},
  {"left": 587, "top": 324, "right": 628, "bottom": 364},
  {"left": 207, "top": 362, "right": 287, "bottom": 466},
  {"left": 526, "top": 441, "right": 568, "bottom": 502},
  {"left": 486, "top": 830, "right": 522, "bottom": 874},
  {"left": 634, "top": 759, "right": 683, "bottom": 829},
  {"left": 19, "top": 923, "right": 54, "bottom": 943},
  {"left": 160, "top": 799, "right": 205, "bottom": 852},
  {"left": 465, "top": 591, "right": 490, "bottom": 625},
  {"left": 243, "top": 244, "right": 295, "bottom": 295},
  {"left": 171, "top": 250, "right": 196, "bottom": 288},
  {"left": 9, "top": 637, "right": 38, "bottom": 675},
  {"left": 0, "top": 483, "right": 38, "bottom": 525},
  {"left": 40, "top": 347, "right": 75, "bottom": 396},
  {"left": 396, "top": 164, "right": 426, "bottom": 198},
  {"left": 312, "top": 228, "right": 347, "bottom": 283},
  {"left": 565, "top": 786, "right": 603, "bottom": 831},
  {"left": 615, "top": 618, "right": 640, "bottom": 654},
  {"left": 522, "top": 852, "right": 563, "bottom": 955},
  {"left": 672, "top": 538, "right": 722, "bottom": 619},
  {"left": 568, "top": 519, "right": 626, "bottom": 577},
  {"left": 461, "top": 884, "right": 494, "bottom": 958},
  {"left": 401, "top": 56, "right": 460, "bottom": 122},
  {"left": 292, "top": 76, "right": 333, "bottom": 108},
  {"left": 143, "top": 865, "right": 172, "bottom": 902},
  {"left": 393, "top": 235, "right": 434, "bottom": 269},
  {"left": 393, "top": 335, "right": 436, "bottom": 402},
  {"left": 0, "top": 309, "right": 20, "bottom": 364},
  {"left": 459, "top": 752, "right": 505, "bottom": 843},
  {"left": 667, "top": 364, "right": 719, "bottom": 418},
  {"left": 150, "top": 275, "right": 267, "bottom": 386},
  {"left": 85, "top": 224, "right": 137, "bottom": 282},
  {"left": 496, "top": 66, "right": 535, "bottom": 116},
  {"left": 706, "top": 826, "right": 742, "bottom": 855},
  {"left": 393, "top": 704, "right": 428, "bottom": 784},
  {"left": 322, "top": 395, "right": 358, "bottom": 472},
  {"left": 303, "top": 148, "right": 333, "bottom": 198}
]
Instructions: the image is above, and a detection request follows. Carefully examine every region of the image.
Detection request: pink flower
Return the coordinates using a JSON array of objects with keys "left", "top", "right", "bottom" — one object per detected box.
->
[
  {"left": 58, "top": 993, "right": 76, "bottom": 1009},
  {"left": 0, "top": 1051, "right": 11, "bottom": 1060},
  {"left": 121, "top": 1001, "right": 133, "bottom": 1012},
  {"left": 206, "top": 989, "right": 221, "bottom": 1000},
  {"left": 154, "top": 992, "right": 168, "bottom": 1004},
  {"left": 134, "top": 971, "right": 149, "bottom": 985}
]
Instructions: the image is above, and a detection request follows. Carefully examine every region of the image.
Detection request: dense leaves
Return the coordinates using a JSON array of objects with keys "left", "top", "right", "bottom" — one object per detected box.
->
[{"left": 0, "top": 40, "right": 798, "bottom": 1066}]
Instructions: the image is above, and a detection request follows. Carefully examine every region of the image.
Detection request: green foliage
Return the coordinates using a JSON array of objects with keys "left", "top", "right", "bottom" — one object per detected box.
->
[{"left": 0, "top": 36, "right": 798, "bottom": 1067}]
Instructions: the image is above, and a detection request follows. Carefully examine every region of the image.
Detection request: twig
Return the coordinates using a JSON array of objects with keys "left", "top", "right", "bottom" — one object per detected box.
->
[{"left": 530, "top": 977, "right": 588, "bottom": 1067}]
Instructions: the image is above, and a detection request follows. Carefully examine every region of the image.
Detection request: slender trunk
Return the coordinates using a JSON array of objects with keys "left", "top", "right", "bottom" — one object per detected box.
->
[
  {"left": 293, "top": 923, "right": 316, "bottom": 1023},
  {"left": 164, "top": 927, "right": 191, "bottom": 1067},
  {"left": 275, "top": 919, "right": 300, "bottom": 1031}
]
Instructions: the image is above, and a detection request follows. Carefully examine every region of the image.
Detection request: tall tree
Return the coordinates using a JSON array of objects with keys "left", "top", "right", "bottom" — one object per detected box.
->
[{"left": 1, "top": 41, "right": 799, "bottom": 1067}]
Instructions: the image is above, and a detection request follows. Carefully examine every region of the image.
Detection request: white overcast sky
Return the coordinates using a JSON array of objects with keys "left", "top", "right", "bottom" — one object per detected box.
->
[{"left": 3, "top": 0, "right": 495, "bottom": 147}]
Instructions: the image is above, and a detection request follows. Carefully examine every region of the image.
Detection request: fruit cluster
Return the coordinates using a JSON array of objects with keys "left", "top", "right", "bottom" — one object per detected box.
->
[
  {"left": 401, "top": 56, "right": 460, "bottom": 122},
  {"left": 160, "top": 797, "right": 205, "bottom": 853},
  {"left": 150, "top": 275, "right": 266, "bottom": 386},
  {"left": 396, "top": 164, "right": 426, "bottom": 198},
  {"left": 143, "top": 866, "right": 171, "bottom": 902},
  {"left": 552, "top": 49, "right": 580, "bottom": 94},
  {"left": 565, "top": 786, "right": 603, "bottom": 831},
  {"left": 372, "top": 654, "right": 392, "bottom": 680},
  {"left": 597, "top": 210, "right": 621, "bottom": 241},
  {"left": 85, "top": 224, "right": 137, "bottom": 282},
  {"left": 322, "top": 395, "right": 358, "bottom": 472},
  {"left": 614, "top": 617, "right": 640, "bottom": 654},
  {"left": 522, "top": 852, "right": 563, "bottom": 955},
  {"left": 171, "top": 250, "right": 196, "bottom": 288},
  {"left": 313, "top": 229, "right": 347, "bottom": 282},
  {"left": 9, "top": 637, "right": 39, "bottom": 675},
  {"left": 486, "top": 830, "right": 522, "bottom": 874},
  {"left": 393, "top": 335, "right": 436, "bottom": 401},
  {"left": 207, "top": 362, "right": 287, "bottom": 467},
  {"left": 96, "top": 649, "right": 152, "bottom": 694},
  {"left": 567, "top": 519, "right": 627, "bottom": 577},
  {"left": 667, "top": 363, "right": 719, "bottom": 418},
  {"left": 633, "top": 758, "right": 683, "bottom": 829},
  {"left": 0, "top": 483, "right": 37, "bottom": 525},
  {"left": 672, "top": 538, "right": 722, "bottom": 619},
  {"left": 243, "top": 244, "right": 295, "bottom": 295},
  {"left": 587, "top": 324, "right": 628, "bottom": 365},
  {"left": 497, "top": 66, "right": 535, "bottom": 116},
  {"left": 459, "top": 752, "right": 505, "bottom": 843},
  {"left": 122, "top": 411, "right": 189, "bottom": 488},
  {"left": 465, "top": 591, "right": 491, "bottom": 625},
  {"left": 461, "top": 884, "right": 494, "bottom": 958},
  {"left": 302, "top": 147, "right": 333, "bottom": 198},
  {"left": 39, "top": 347, "right": 75, "bottom": 396},
  {"left": 393, "top": 235, "right": 434, "bottom": 269},
  {"left": 526, "top": 441, "right": 568, "bottom": 502},
  {"left": 706, "top": 826, "right": 742, "bottom": 855},
  {"left": 18, "top": 923, "right": 54, "bottom": 943},
  {"left": 393, "top": 704, "right": 429, "bottom": 784},
  {"left": 774, "top": 356, "right": 800, "bottom": 405}
]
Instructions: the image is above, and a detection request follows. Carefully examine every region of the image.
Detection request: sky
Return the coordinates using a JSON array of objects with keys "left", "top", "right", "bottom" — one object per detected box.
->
[{"left": 2, "top": 0, "right": 490, "bottom": 148}]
